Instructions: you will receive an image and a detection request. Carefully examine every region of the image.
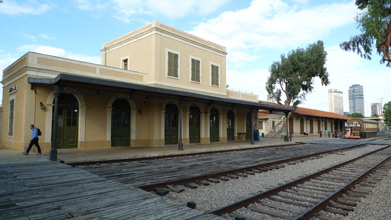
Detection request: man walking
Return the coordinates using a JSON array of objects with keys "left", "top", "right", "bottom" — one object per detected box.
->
[{"left": 23, "top": 124, "right": 41, "bottom": 155}]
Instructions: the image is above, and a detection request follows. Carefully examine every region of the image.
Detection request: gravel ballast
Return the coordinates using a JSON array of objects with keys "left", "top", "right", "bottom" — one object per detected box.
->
[
  {"left": 165, "top": 145, "right": 385, "bottom": 213},
  {"left": 344, "top": 165, "right": 391, "bottom": 220}
]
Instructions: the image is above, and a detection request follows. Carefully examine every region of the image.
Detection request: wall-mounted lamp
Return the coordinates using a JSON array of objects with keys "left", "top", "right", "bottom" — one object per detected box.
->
[
  {"left": 39, "top": 102, "right": 45, "bottom": 110},
  {"left": 138, "top": 109, "right": 142, "bottom": 115}
]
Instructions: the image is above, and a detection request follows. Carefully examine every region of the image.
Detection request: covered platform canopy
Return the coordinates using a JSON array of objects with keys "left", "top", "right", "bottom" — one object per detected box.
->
[{"left": 28, "top": 73, "right": 293, "bottom": 161}]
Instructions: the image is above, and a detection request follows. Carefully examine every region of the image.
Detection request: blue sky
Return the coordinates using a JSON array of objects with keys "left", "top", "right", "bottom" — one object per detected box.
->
[{"left": 1, "top": 0, "right": 390, "bottom": 116}]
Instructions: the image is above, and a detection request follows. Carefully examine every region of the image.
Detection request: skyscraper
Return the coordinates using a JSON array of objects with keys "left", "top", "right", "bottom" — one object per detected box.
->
[
  {"left": 371, "top": 103, "right": 382, "bottom": 116},
  {"left": 328, "top": 89, "right": 344, "bottom": 115},
  {"left": 349, "top": 84, "right": 364, "bottom": 116}
]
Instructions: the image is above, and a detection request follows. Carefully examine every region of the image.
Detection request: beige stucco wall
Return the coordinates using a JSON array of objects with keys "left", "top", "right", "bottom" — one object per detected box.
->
[{"left": 2, "top": 21, "right": 262, "bottom": 152}]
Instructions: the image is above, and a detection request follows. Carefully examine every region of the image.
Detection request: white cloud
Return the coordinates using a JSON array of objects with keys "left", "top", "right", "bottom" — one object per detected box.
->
[
  {"left": 227, "top": 69, "right": 270, "bottom": 100},
  {"left": 17, "top": 44, "right": 101, "bottom": 64},
  {"left": 75, "top": 0, "right": 229, "bottom": 22},
  {"left": 0, "top": 0, "right": 51, "bottom": 15},
  {"left": 189, "top": 0, "right": 357, "bottom": 66},
  {"left": 225, "top": 45, "right": 391, "bottom": 117},
  {"left": 301, "top": 45, "right": 391, "bottom": 116}
]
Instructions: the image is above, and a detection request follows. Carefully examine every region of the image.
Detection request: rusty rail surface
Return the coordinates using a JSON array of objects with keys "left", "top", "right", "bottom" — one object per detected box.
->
[
  {"left": 140, "top": 143, "right": 368, "bottom": 191},
  {"left": 208, "top": 145, "right": 390, "bottom": 216}
]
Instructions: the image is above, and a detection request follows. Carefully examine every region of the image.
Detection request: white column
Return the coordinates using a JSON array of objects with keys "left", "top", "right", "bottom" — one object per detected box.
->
[
  {"left": 206, "top": 112, "right": 210, "bottom": 138},
  {"left": 219, "top": 112, "right": 223, "bottom": 138},
  {"left": 200, "top": 112, "right": 205, "bottom": 138},
  {"left": 79, "top": 105, "right": 86, "bottom": 142},
  {"left": 45, "top": 104, "right": 53, "bottom": 142},
  {"left": 106, "top": 107, "right": 112, "bottom": 141},
  {"left": 161, "top": 110, "right": 165, "bottom": 140},
  {"left": 234, "top": 112, "right": 238, "bottom": 138},
  {"left": 185, "top": 111, "right": 190, "bottom": 139},
  {"left": 131, "top": 109, "right": 137, "bottom": 140}
]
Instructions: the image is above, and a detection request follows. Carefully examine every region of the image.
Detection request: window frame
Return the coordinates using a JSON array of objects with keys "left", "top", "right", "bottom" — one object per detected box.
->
[
  {"left": 189, "top": 56, "right": 202, "bottom": 83},
  {"left": 121, "top": 56, "right": 129, "bottom": 70},
  {"left": 210, "top": 62, "right": 220, "bottom": 87},
  {"left": 165, "top": 48, "right": 180, "bottom": 79},
  {"left": 8, "top": 96, "right": 15, "bottom": 137}
]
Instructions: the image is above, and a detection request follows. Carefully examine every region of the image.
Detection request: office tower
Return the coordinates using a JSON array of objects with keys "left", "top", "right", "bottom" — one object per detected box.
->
[
  {"left": 371, "top": 103, "right": 382, "bottom": 116},
  {"left": 328, "top": 89, "right": 344, "bottom": 115},
  {"left": 349, "top": 84, "right": 364, "bottom": 115}
]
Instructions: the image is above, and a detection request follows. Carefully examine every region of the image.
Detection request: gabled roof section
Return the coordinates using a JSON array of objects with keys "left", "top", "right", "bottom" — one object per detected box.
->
[{"left": 259, "top": 101, "right": 350, "bottom": 120}]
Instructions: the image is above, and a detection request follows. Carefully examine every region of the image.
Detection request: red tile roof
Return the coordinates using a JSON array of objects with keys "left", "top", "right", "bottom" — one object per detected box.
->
[{"left": 259, "top": 101, "right": 350, "bottom": 120}]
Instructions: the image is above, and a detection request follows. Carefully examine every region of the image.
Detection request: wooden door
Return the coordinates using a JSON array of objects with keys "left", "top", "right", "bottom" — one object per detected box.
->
[
  {"left": 55, "top": 94, "right": 78, "bottom": 149},
  {"left": 210, "top": 108, "right": 219, "bottom": 142},
  {"left": 189, "top": 106, "right": 200, "bottom": 143},
  {"left": 300, "top": 118, "right": 304, "bottom": 134},
  {"left": 289, "top": 117, "right": 294, "bottom": 134},
  {"left": 227, "top": 110, "right": 234, "bottom": 141},
  {"left": 111, "top": 99, "right": 130, "bottom": 147},
  {"left": 165, "top": 104, "right": 178, "bottom": 145},
  {"left": 310, "top": 119, "right": 314, "bottom": 134}
]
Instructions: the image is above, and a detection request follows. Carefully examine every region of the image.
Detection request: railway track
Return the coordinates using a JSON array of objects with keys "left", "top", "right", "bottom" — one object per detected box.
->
[
  {"left": 69, "top": 142, "right": 307, "bottom": 166},
  {"left": 139, "top": 144, "right": 368, "bottom": 192},
  {"left": 205, "top": 145, "right": 391, "bottom": 220}
]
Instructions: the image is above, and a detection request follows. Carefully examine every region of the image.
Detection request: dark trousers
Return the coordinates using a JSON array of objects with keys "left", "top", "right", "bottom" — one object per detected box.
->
[{"left": 26, "top": 137, "right": 41, "bottom": 153}]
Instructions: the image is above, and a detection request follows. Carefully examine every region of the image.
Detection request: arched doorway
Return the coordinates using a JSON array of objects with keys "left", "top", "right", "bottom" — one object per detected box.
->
[
  {"left": 165, "top": 104, "right": 178, "bottom": 145},
  {"left": 111, "top": 99, "right": 130, "bottom": 147},
  {"left": 210, "top": 108, "right": 219, "bottom": 142},
  {"left": 246, "top": 111, "right": 252, "bottom": 140},
  {"left": 289, "top": 117, "right": 294, "bottom": 134},
  {"left": 54, "top": 94, "right": 78, "bottom": 149},
  {"left": 300, "top": 118, "right": 304, "bottom": 134},
  {"left": 227, "top": 110, "right": 234, "bottom": 141},
  {"left": 189, "top": 106, "right": 200, "bottom": 143}
]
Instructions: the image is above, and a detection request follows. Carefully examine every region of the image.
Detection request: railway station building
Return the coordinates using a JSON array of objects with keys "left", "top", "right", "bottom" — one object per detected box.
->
[
  {"left": 258, "top": 104, "right": 350, "bottom": 138},
  {"left": 2, "top": 21, "right": 292, "bottom": 154}
]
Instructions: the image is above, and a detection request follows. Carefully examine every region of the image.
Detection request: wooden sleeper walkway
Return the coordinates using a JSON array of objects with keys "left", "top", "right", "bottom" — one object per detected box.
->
[{"left": 0, "top": 161, "right": 222, "bottom": 220}]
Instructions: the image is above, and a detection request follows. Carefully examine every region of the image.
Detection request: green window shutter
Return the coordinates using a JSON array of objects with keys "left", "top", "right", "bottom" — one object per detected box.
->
[
  {"left": 173, "top": 53, "right": 178, "bottom": 77},
  {"left": 168, "top": 52, "right": 179, "bottom": 78},
  {"left": 191, "top": 59, "right": 200, "bottom": 82},
  {"left": 196, "top": 60, "right": 200, "bottom": 82},
  {"left": 211, "top": 65, "right": 219, "bottom": 86},
  {"left": 191, "top": 59, "right": 196, "bottom": 81}
]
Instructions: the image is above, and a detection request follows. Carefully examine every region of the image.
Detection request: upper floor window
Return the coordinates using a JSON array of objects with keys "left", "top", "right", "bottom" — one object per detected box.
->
[
  {"left": 8, "top": 98, "right": 14, "bottom": 136},
  {"left": 122, "top": 58, "right": 128, "bottom": 70},
  {"left": 167, "top": 50, "right": 179, "bottom": 78},
  {"left": 191, "top": 58, "right": 201, "bottom": 82},
  {"left": 211, "top": 64, "right": 219, "bottom": 86}
]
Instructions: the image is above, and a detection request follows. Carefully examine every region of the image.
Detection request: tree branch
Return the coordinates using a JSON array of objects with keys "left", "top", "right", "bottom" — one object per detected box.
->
[{"left": 382, "top": 19, "right": 391, "bottom": 62}]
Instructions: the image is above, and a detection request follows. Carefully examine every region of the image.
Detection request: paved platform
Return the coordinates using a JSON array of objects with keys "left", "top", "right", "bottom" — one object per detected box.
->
[{"left": 1, "top": 137, "right": 324, "bottom": 164}]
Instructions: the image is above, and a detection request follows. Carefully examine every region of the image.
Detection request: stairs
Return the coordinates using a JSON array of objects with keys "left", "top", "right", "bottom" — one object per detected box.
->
[{"left": 266, "top": 115, "right": 286, "bottom": 137}]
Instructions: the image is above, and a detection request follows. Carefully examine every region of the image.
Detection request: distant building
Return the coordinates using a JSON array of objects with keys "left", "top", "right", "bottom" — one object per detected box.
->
[
  {"left": 266, "top": 94, "right": 275, "bottom": 102},
  {"left": 349, "top": 84, "right": 364, "bottom": 116},
  {"left": 328, "top": 89, "right": 344, "bottom": 115},
  {"left": 371, "top": 103, "right": 382, "bottom": 116},
  {"left": 344, "top": 112, "right": 349, "bottom": 116}
]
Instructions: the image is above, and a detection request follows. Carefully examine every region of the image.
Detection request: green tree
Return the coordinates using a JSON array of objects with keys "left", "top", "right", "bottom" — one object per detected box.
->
[
  {"left": 266, "top": 40, "right": 329, "bottom": 108},
  {"left": 340, "top": 0, "right": 391, "bottom": 66},
  {"left": 384, "top": 101, "right": 391, "bottom": 129},
  {"left": 347, "top": 112, "right": 365, "bottom": 118}
]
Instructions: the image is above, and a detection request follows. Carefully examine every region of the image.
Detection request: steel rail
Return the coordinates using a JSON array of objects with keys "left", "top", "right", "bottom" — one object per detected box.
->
[
  {"left": 140, "top": 143, "right": 368, "bottom": 191},
  {"left": 294, "top": 153, "right": 391, "bottom": 219},
  {"left": 207, "top": 145, "right": 390, "bottom": 216},
  {"left": 69, "top": 142, "right": 308, "bottom": 166}
]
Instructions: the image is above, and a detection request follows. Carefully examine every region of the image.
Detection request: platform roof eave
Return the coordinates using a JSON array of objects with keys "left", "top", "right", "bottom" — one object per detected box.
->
[{"left": 28, "top": 73, "right": 293, "bottom": 113}]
